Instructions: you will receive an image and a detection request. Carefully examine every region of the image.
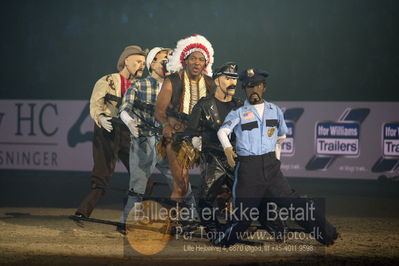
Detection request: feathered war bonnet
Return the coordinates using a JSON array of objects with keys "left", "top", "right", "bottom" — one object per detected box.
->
[{"left": 167, "top": 34, "right": 214, "bottom": 76}]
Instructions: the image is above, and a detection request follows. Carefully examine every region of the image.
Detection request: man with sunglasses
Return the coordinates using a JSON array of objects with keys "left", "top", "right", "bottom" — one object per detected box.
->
[{"left": 117, "top": 47, "right": 174, "bottom": 234}]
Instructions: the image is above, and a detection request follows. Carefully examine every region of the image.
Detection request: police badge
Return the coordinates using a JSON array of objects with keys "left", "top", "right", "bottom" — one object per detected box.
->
[
  {"left": 268, "top": 128, "right": 275, "bottom": 137},
  {"left": 247, "top": 69, "right": 255, "bottom": 77}
]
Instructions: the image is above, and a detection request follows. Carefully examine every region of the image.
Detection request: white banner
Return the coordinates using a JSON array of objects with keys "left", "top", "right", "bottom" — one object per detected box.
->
[
  {"left": 0, "top": 100, "right": 125, "bottom": 172},
  {"left": 278, "top": 102, "right": 399, "bottom": 179},
  {"left": 1, "top": 100, "right": 398, "bottom": 179}
]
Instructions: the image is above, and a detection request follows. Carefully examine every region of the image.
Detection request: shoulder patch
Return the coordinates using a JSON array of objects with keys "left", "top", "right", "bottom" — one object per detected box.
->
[{"left": 222, "top": 120, "right": 232, "bottom": 127}]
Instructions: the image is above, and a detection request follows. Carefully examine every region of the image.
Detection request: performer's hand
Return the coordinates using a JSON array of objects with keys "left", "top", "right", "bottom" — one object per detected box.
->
[
  {"left": 191, "top": 136, "right": 202, "bottom": 151},
  {"left": 127, "top": 117, "right": 139, "bottom": 138},
  {"left": 224, "top": 147, "right": 237, "bottom": 168},
  {"left": 162, "top": 124, "right": 175, "bottom": 139},
  {"left": 99, "top": 114, "right": 113, "bottom": 132},
  {"left": 275, "top": 134, "right": 286, "bottom": 160}
]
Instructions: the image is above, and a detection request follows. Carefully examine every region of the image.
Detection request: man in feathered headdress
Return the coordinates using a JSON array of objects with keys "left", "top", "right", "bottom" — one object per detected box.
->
[{"left": 155, "top": 34, "right": 216, "bottom": 202}]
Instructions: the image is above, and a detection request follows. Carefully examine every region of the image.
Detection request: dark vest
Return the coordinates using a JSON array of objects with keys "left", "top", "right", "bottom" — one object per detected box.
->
[{"left": 167, "top": 72, "right": 216, "bottom": 113}]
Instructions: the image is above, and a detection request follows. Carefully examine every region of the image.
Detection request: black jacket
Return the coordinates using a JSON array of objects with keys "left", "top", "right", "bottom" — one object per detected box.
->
[{"left": 186, "top": 96, "right": 243, "bottom": 153}]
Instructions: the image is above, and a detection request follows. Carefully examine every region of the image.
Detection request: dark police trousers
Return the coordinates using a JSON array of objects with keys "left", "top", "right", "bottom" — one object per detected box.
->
[
  {"left": 217, "top": 152, "right": 337, "bottom": 246},
  {"left": 76, "top": 123, "right": 130, "bottom": 217}
]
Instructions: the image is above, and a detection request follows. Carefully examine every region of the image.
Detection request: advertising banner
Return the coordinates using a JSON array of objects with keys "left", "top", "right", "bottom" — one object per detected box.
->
[
  {"left": 279, "top": 102, "right": 398, "bottom": 179},
  {"left": 0, "top": 100, "right": 398, "bottom": 179},
  {"left": 0, "top": 100, "right": 105, "bottom": 172}
]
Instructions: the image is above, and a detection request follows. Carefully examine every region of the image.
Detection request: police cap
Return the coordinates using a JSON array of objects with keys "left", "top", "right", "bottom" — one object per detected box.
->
[
  {"left": 212, "top": 62, "right": 239, "bottom": 80},
  {"left": 239, "top": 68, "right": 269, "bottom": 89}
]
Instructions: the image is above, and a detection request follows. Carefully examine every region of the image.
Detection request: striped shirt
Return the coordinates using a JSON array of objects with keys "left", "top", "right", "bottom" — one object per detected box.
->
[{"left": 119, "top": 76, "right": 160, "bottom": 136}]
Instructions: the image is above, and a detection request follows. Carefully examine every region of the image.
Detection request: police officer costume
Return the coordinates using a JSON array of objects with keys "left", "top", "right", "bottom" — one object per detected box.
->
[
  {"left": 186, "top": 64, "right": 286, "bottom": 240},
  {"left": 214, "top": 69, "right": 338, "bottom": 247},
  {"left": 186, "top": 62, "right": 242, "bottom": 207}
]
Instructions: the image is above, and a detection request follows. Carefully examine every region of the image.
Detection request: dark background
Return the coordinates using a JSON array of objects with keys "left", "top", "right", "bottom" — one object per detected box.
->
[{"left": 1, "top": 0, "right": 398, "bottom": 101}]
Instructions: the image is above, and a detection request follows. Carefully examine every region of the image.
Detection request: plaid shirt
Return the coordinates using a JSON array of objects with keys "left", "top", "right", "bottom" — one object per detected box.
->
[{"left": 119, "top": 76, "right": 160, "bottom": 136}]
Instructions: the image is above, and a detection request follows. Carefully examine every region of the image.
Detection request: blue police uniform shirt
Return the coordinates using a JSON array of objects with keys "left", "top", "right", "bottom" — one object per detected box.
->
[{"left": 220, "top": 99, "right": 288, "bottom": 156}]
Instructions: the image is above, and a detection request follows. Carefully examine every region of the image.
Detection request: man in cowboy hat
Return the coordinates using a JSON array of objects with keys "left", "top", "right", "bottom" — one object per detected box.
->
[{"left": 74, "top": 45, "right": 148, "bottom": 219}]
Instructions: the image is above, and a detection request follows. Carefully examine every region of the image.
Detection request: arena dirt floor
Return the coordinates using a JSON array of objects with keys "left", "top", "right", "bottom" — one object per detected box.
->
[{"left": 0, "top": 171, "right": 399, "bottom": 265}]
